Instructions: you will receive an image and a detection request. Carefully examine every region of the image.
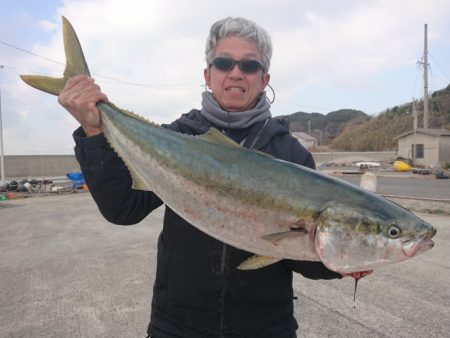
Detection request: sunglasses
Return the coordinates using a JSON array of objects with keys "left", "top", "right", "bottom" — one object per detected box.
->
[{"left": 209, "top": 57, "right": 265, "bottom": 74}]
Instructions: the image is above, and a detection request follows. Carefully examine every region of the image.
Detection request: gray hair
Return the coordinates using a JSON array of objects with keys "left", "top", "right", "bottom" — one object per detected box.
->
[{"left": 205, "top": 17, "right": 273, "bottom": 72}]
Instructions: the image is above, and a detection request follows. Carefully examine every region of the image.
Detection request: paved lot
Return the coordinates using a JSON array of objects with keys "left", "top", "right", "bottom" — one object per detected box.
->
[
  {"left": 338, "top": 174, "right": 450, "bottom": 200},
  {"left": 0, "top": 192, "right": 449, "bottom": 337}
]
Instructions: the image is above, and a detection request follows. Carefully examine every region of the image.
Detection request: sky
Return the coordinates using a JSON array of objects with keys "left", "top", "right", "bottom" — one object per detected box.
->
[{"left": 1, "top": 0, "right": 450, "bottom": 155}]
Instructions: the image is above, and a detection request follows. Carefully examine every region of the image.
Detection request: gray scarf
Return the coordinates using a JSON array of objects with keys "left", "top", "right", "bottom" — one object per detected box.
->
[{"left": 200, "top": 91, "right": 271, "bottom": 129}]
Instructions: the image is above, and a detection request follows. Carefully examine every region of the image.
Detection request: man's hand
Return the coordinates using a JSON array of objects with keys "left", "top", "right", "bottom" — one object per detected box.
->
[{"left": 58, "top": 75, "right": 109, "bottom": 137}]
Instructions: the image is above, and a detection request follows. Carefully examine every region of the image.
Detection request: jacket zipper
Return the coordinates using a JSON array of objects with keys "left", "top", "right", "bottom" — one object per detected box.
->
[
  {"left": 218, "top": 243, "right": 227, "bottom": 338},
  {"left": 217, "top": 119, "right": 268, "bottom": 337}
]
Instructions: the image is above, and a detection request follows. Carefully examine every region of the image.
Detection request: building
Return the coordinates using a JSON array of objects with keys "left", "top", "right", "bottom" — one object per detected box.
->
[
  {"left": 394, "top": 128, "right": 450, "bottom": 168},
  {"left": 291, "top": 132, "right": 318, "bottom": 149}
]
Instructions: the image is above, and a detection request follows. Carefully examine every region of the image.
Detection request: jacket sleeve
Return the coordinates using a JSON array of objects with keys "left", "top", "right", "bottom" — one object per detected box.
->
[
  {"left": 284, "top": 260, "right": 342, "bottom": 280},
  {"left": 285, "top": 137, "right": 342, "bottom": 280},
  {"left": 73, "top": 127, "right": 163, "bottom": 225}
]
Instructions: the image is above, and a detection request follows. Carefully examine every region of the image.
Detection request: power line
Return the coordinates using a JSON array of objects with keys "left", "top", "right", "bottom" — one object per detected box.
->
[
  {"left": 276, "top": 100, "right": 335, "bottom": 112},
  {"left": 411, "top": 56, "right": 423, "bottom": 99},
  {"left": 0, "top": 64, "right": 55, "bottom": 76},
  {"left": 0, "top": 40, "right": 64, "bottom": 65},
  {"left": 429, "top": 51, "right": 450, "bottom": 83},
  {"left": 0, "top": 39, "right": 201, "bottom": 91}
]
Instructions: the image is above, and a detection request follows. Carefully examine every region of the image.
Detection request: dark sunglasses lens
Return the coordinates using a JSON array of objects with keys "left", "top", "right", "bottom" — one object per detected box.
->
[
  {"left": 214, "top": 58, "right": 234, "bottom": 71},
  {"left": 240, "top": 60, "right": 262, "bottom": 73}
]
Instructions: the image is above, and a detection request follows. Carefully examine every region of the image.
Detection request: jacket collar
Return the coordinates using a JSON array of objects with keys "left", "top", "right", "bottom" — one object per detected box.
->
[{"left": 164, "top": 109, "right": 290, "bottom": 150}]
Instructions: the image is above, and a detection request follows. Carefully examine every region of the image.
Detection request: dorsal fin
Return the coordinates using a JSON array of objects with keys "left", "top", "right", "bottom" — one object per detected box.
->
[
  {"left": 198, "top": 128, "right": 241, "bottom": 147},
  {"left": 198, "top": 128, "right": 274, "bottom": 160}
]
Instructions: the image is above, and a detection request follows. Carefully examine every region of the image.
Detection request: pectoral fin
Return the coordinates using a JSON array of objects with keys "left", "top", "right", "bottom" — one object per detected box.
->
[
  {"left": 237, "top": 255, "right": 282, "bottom": 270},
  {"left": 261, "top": 226, "right": 308, "bottom": 245}
]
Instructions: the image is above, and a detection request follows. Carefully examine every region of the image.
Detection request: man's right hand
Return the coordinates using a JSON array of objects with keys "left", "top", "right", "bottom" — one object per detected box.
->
[{"left": 58, "top": 75, "right": 109, "bottom": 137}]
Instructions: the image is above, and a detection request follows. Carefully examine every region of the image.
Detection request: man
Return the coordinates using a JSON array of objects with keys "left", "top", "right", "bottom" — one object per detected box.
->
[{"left": 59, "top": 17, "right": 342, "bottom": 338}]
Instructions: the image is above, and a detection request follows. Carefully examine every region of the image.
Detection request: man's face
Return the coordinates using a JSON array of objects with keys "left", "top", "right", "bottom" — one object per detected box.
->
[{"left": 204, "top": 36, "right": 270, "bottom": 112}]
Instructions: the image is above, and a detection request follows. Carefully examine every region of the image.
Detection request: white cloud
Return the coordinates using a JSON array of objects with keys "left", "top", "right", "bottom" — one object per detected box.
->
[{"left": 38, "top": 20, "right": 58, "bottom": 32}]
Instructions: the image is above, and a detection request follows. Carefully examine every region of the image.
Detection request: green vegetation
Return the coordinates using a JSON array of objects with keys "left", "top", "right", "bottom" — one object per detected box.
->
[
  {"left": 276, "top": 109, "right": 368, "bottom": 145},
  {"left": 279, "top": 84, "right": 450, "bottom": 151},
  {"left": 331, "top": 105, "right": 414, "bottom": 151}
]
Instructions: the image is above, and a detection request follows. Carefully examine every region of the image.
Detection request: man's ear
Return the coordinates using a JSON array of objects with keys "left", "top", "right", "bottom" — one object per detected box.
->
[
  {"left": 204, "top": 68, "right": 211, "bottom": 88},
  {"left": 262, "top": 72, "right": 271, "bottom": 89}
]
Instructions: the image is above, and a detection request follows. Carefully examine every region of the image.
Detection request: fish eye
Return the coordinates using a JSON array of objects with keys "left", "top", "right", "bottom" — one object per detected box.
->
[{"left": 387, "top": 225, "right": 401, "bottom": 238}]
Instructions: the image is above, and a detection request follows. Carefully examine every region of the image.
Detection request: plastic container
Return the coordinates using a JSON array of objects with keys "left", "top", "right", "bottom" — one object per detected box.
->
[{"left": 66, "top": 172, "right": 86, "bottom": 188}]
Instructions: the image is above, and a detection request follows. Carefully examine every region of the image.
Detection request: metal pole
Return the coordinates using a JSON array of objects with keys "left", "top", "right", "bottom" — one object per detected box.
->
[
  {"left": 412, "top": 100, "right": 417, "bottom": 163},
  {"left": 0, "top": 65, "right": 5, "bottom": 186},
  {"left": 423, "top": 24, "right": 429, "bottom": 129}
]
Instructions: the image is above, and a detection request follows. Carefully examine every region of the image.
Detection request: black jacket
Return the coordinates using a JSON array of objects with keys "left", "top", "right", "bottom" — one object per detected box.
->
[{"left": 73, "top": 109, "right": 341, "bottom": 338}]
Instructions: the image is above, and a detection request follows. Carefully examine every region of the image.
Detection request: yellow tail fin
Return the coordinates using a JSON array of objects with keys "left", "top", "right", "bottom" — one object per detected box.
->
[{"left": 20, "top": 16, "right": 90, "bottom": 95}]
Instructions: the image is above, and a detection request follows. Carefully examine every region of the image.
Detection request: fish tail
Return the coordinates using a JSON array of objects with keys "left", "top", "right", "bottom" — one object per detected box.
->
[{"left": 20, "top": 16, "right": 90, "bottom": 95}]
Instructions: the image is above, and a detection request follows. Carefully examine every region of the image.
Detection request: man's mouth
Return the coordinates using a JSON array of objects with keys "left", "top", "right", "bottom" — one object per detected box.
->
[{"left": 226, "top": 86, "right": 245, "bottom": 93}]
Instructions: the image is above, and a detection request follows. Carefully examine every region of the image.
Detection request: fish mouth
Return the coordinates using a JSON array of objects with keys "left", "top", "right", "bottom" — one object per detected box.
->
[{"left": 402, "top": 235, "right": 435, "bottom": 257}]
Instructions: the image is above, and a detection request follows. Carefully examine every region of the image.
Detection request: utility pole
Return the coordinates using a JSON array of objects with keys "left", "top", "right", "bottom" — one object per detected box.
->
[
  {"left": 314, "top": 129, "right": 323, "bottom": 146},
  {"left": 0, "top": 65, "right": 5, "bottom": 186},
  {"left": 412, "top": 100, "right": 417, "bottom": 161},
  {"left": 423, "top": 23, "right": 429, "bottom": 129}
]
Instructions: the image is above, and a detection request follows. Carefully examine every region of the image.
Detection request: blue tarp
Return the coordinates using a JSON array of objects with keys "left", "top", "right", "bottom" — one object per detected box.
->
[{"left": 66, "top": 172, "right": 85, "bottom": 188}]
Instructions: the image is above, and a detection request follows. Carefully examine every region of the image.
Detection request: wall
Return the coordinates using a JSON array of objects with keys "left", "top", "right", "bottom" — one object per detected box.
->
[
  {"left": 3, "top": 152, "right": 397, "bottom": 179},
  {"left": 311, "top": 151, "right": 396, "bottom": 164},
  {"left": 4, "top": 155, "right": 81, "bottom": 179},
  {"left": 438, "top": 138, "right": 450, "bottom": 167},
  {"left": 398, "top": 133, "right": 443, "bottom": 167}
]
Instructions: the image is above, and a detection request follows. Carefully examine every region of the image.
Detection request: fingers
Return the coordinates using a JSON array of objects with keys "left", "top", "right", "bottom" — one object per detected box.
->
[
  {"left": 64, "top": 75, "right": 93, "bottom": 91},
  {"left": 58, "top": 76, "right": 108, "bottom": 136},
  {"left": 59, "top": 76, "right": 108, "bottom": 109}
]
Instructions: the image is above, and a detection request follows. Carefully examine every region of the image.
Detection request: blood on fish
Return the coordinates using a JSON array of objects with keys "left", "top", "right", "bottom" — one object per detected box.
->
[
  {"left": 353, "top": 276, "right": 359, "bottom": 303},
  {"left": 343, "top": 270, "right": 373, "bottom": 307}
]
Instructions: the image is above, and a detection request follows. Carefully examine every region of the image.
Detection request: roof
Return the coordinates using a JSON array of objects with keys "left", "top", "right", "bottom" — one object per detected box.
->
[
  {"left": 394, "top": 128, "right": 450, "bottom": 140},
  {"left": 291, "top": 132, "right": 317, "bottom": 141}
]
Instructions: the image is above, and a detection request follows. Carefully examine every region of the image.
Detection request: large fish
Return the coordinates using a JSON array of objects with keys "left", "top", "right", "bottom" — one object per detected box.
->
[{"left": 21, "top": 17, "right": 436, "bottom": 274}]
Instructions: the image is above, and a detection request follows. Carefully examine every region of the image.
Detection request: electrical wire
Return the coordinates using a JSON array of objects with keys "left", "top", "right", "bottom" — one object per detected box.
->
[
  {"left": 0, "top": 39, "right": 200, "bottom": 91},
  {"left": 429, "top": 51, "right": 450, "bottom": 83},
  {"left": 0, "top": 40, "right": 65, "bottom": 65}
]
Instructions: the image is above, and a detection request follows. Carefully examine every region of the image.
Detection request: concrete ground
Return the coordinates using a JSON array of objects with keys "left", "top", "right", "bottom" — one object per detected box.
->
[{"left": 0, "top": 192, "right": 449, "bottom": 338}]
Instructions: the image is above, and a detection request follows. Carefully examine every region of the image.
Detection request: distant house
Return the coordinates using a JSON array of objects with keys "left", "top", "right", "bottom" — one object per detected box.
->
[
  {"left": 291, "top": 132, "right": 318, "bottom": 149},
  {"left": 394, "top": 128, "right": 450, "bottom": 168}
]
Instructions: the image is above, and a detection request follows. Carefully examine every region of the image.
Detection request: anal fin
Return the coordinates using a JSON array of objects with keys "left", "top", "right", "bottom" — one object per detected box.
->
[
  {"left": 237, "top": 255, "right": 282, "bottom": 270},
  {"left": 123, "top": 160, "right": 152, "bottom": 191}
]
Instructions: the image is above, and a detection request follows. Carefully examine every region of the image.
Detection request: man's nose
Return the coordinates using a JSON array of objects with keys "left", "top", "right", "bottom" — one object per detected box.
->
[{"left": 228, "top": 63, "right": 243, "bottom": 77}]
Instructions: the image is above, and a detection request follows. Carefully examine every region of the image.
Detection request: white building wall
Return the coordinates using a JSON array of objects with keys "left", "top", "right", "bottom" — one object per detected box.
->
[
  {"left": 438, "top": 138, "right": 450, "bottom": 167},
  {"left": 397, "top": 133, "right": 444, "bottom": 167}
]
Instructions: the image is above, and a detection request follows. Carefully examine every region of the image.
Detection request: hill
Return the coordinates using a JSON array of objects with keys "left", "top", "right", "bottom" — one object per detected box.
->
[
  {"left": 276, "top": 109, "right": 368, "bottom": 145},
  {"left": 277, "top": 84, "right": 450, "bottom": 151},
  {"left": 331, "top": 84, "right": 450, "bottom": 151}
]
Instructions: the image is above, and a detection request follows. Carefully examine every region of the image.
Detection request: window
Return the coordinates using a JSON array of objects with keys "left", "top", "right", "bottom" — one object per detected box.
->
[{"left": 412, "top": 144, "right": 424, "bottom": 158}]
